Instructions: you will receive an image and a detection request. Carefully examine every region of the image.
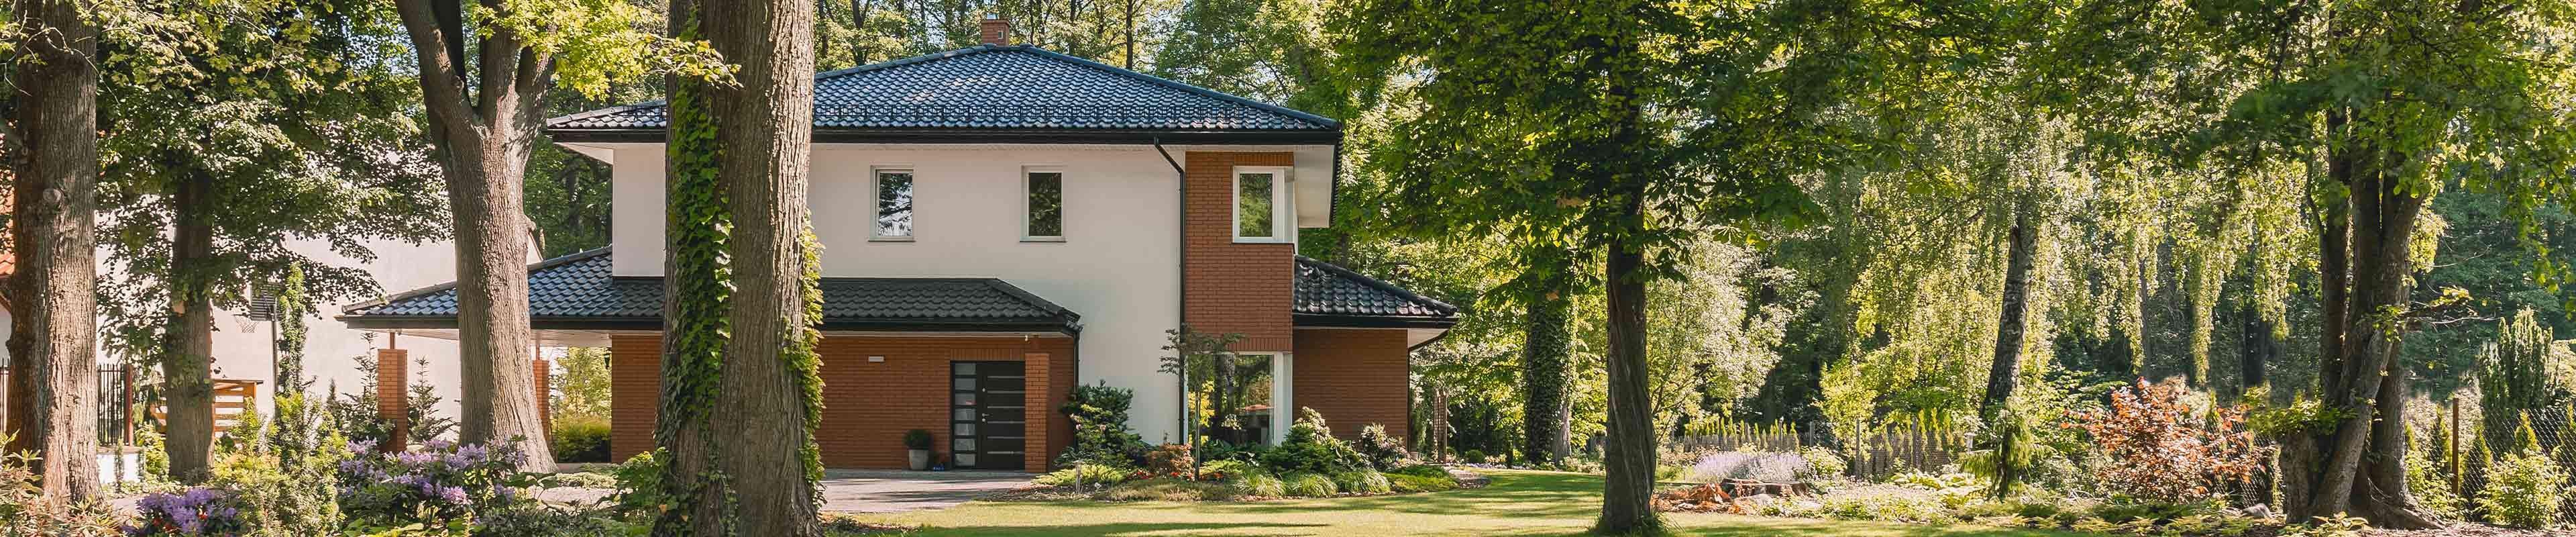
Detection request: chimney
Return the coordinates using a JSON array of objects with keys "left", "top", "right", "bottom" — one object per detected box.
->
[{"left": 979, "top": 13, "right": 1010, "bottom": 46}]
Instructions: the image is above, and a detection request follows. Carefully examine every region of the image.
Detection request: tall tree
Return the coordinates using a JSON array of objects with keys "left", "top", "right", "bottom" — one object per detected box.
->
[
  {"left": 654, "top": 0, "right": 826, "bottom": 532},
  {"left": 1520, "top": 261, "right": 1574, "bottom": 466},
  {"left": 94, "top": 0, "right": 447, "bottom": 482},
  {"left": 389, "top": 0, "right": 696, "bottom": 470},
  {"left": 1336, "top": 0, "right": 1928, "bottom": 529},
  {"left": 2035, "top": 0, "right": 2576, "bottom": 526},
  {"left": 1, "top": 0, "right": 103, "bottom": 503}
]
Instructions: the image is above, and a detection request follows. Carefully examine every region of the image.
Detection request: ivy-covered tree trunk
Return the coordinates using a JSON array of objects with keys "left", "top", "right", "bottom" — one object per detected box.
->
[
  {"left": 392, "top": 0, "right": 555, "bottom": 469},
  {"left": 1977, "top": 198, "right": 2037, "bottom": 424},
  {"left": 2, "top": 0, "right": 103, "bottom": 503},
  {"left": 1521, "top": 266, "right": 1572, "bottom": 466},
  {"left": 162, "top": 169, "right": 219, "bottom": 484},
  {"left": 656, "top": 0, "right": 825, "bottom": 532}
]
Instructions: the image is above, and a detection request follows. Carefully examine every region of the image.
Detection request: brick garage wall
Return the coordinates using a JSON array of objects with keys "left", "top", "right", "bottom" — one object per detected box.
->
[
  {"left": 608, "top": 333, "right": 1076, "bottom": 471},
  {"left": 1291, "top": 328, "right": 1411, "bottom": 442},
  {"left": 1184, "top": 151, "right": 1295, "bottom": 352}
]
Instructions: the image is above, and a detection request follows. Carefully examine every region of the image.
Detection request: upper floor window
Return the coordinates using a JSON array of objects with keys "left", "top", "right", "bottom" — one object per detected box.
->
[
  {"left": 1025, "top": 169, "right": 1063, "bottom": 240},
  {"left": 874, "top": 168, "right": 914, "bottom": 240},
  {"left": 1234, "top": 166, "right": 1289, "bottom": 242}
]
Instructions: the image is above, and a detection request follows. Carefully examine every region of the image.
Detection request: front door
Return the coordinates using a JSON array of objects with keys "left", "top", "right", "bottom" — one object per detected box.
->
[{"left": 949, "top": 361, "right": 1026, "bottom": 470}]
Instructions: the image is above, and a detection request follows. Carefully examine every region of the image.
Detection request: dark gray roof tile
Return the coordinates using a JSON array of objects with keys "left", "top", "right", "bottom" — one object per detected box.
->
[{"left": 1293, "top": 256, "right": 1457, "bottom": 324}]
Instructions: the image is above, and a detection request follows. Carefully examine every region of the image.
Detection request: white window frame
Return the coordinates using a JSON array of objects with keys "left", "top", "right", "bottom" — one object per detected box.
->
[
  {"left": 1230, "top": 166, "right": 1293, "bottom": 243},
  {"left": 1022, "top": 166, "right": 1066, "bottom": 242},
  {"left": 870, "top": 166, "right": 916, "bottom": 242}
]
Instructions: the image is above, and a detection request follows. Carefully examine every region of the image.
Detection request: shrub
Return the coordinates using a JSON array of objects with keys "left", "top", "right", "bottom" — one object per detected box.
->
[
  {"left": 1197, "top": 459, "right": 1265, "bottom": 481},
  {"left": 1799, "top": 446, "right": 1847, "bottom": 480},
  {"left": 1228, "top": 473, "right": 1287, "bottom": 497},
  {"left": 127, "top": 488, "right": 252, "bottom": 536},
  {"left": 336, "top": 438, "right": 539, "bottom": 527},
  {"left": 550, "top": 416, "right": 613, "bottom": 463},
  {"left": 1389, "top": 474, "right": 1458, "bottom": 493},
  {"left": 207, "top": 393, "right": 350, "bottom": 534},
  {"left": 1332, "top": 469, "right": 1392, "bottom": 494},
  {"left": 1387, "top": 464, "right": 1450, "bottom": 479},
  {"left": 1459, "top": 449, "right": 1487, "bottom": 464},
  {"left": 1260, "top": 408, "right": 1366, "bottom": 475},
  {"left": 1036, "top": 462, "right": 1130, "bottom": 487},
  {"left": 0, "top": 435, "right": 119, "bottom": 536},
  {"left": 1099, "top": 478, "right": 1232, "bottom": 501},
  {"left": 1199, "top": 438, "right": 1269, "bottom": 463},
  {"left": 2065, "top": 379, "right": 2267, "bottom": 503},
  {"left": 1058, "top": 383, "right": 1148, "bottom": 467},
  {"left": 607, "top": 450, "right": 666, "bottom": 516},
  {"left": 2477, "top": 450, "right": 2567, "bottom": 529},
  {"left": 1281, "top": 472, "right": 1338, "bottom": 497},
  {"left": 1145, "top": 443, "right": 1196, "bottom": 478},
  {"left": 1354, "top": 424, "right": 1412, "bottom": 469}
]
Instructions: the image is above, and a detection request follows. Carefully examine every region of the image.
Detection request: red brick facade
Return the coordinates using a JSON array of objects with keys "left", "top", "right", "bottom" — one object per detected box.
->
[
  {"left": 1183, "top": 151, "right": 1296, "bottom": 352},
  {"left": 1292, "top": 328, "right": 1412, "bottom": 442},
  {"left": 608, "top": 334, "right": 1077, "bottom": 471}
]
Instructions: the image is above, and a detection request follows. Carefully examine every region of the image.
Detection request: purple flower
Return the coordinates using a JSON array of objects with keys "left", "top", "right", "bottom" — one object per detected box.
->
[
  {"left": 437, "top": 486, "right": 469, "bottom": 503},
  {"left": 348, "top": 439, "right": 378, "bottom": 453},
  {"left": 423, "top": 438, "right": 455, "bottom": 451}
]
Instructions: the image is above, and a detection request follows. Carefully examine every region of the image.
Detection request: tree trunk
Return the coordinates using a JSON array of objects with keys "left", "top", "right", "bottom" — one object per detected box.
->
[
  {"left": 658, "top": 0, "right": 824, "bottom": 532},
  {"left": 2, "top": 0, "right": 103, "bottom": 503},
  {"left": 849, "top": 0, "right": 874, "bottom": 64},
  {"left": 1978, "top": 198, "right": 2037, "bottom": 424},
  {"left": 1595, "top": 230, "right": 1660, "bottom": 534},
  {"left": 1521, "top": 264, "right": 1573, "bottom": 466},
  {"left": 162, "top": 169, "right": 219, "bottom": 484},
  {"left": 392, "top": 0, "right": 555, "bottom": 470},
  {"left": 2286, "top": 113, "right": 2438, "bottom": 528}
]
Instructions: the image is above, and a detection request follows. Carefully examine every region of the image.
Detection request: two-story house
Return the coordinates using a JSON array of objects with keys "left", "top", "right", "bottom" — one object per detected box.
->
[{"left": 337, "top": 18, "right": 1456, "bottom": 472}]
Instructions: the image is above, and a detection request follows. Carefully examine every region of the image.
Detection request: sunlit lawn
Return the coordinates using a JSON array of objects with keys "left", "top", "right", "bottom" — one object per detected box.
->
[{"left": 841, "top": 469, "right": 2088, "bottom": 536}]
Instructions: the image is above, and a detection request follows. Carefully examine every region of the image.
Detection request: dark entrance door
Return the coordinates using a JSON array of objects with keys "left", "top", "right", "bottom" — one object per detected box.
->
[{"left": 949, "top": 361, "right": 1027, "bottom": 470}]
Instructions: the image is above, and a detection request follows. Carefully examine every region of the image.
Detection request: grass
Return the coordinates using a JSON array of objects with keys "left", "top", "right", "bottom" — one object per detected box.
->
[{"left": 840, "top": 469, "right": 2089, "bottom": 536}]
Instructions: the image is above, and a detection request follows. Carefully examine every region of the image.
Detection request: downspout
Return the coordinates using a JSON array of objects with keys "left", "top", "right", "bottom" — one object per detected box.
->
[{"left": 1153, "top": 137, "right": 1188, "bottom": 446}]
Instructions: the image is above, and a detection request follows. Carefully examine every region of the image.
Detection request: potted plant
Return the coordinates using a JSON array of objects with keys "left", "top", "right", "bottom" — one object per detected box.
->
[{"left": 904, "top": 429, "right": 934, "bottom": 471}]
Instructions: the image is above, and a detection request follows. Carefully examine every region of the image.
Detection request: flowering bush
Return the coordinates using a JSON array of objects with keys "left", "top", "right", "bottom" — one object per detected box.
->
[
  {"left": 1354, "top": 424, "right": 1412, "bottom": 469},
  {"left": 125, "top": 488, "right": 249, "bottom": 536},
  {"left": 1261, "top": 408, "right": 1366, "bottom": 475},
  {"left": 1144, "top": 443, "right": 1196, "bottom": 478},
  {"left": 335, "top": 438, "right": 539, "bottom": 528},
  {"left": 2064, "top": 380, "right": 2267, "bottom": 503}
]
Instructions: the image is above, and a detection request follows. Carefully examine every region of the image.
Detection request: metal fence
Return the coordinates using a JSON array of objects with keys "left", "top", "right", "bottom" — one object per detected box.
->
[
  {"left": 0, "top": 365, "right": 139, "bottom": 447},
  {"left": 2421, "top": 399, "right": 2576, "bottom": 527}
]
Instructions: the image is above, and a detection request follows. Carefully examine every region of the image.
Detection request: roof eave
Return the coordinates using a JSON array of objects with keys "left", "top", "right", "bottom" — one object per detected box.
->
[
  {"left": 339, "top": 315, "right": 1081, "bottom": 336},
  {"left": 546, "top": 128, "right": 1343, "bottom": 146},
  {"left": 1291, "top": 313, "right": 1460, "bottom": 330}
]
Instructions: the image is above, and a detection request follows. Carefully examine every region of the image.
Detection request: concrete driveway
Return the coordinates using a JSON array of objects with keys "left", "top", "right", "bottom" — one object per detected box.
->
[{"left": 817, "top": 469, "right": 1034, "bottom": 513}]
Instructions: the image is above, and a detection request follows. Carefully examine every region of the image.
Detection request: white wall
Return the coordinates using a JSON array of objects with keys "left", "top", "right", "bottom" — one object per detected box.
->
[
  {"left": 205, "top": 238, "right": 465, "bottom": 426},
  {"left": 591, "top": 142, "right": 1330, "bottom": 443}
]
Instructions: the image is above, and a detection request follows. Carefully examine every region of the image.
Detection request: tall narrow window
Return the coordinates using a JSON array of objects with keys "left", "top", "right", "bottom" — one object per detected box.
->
[
  {"left": 875, "top": 169, "right": 914, "bottom": 239},
  {"left": 1025, "top": 170, "right": 1063, "bottom": 240},
  {"left": 1234, "top": 168, "right": 1286, "bottom": 241}
]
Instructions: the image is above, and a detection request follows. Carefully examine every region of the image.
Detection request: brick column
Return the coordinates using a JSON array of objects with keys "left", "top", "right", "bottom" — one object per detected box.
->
[
  {"left": 375, "top": 348, "right": 409, "bottom": 451},
  {"left": 533, "top": 357, "right": 551, "bottom": 432},
  {"left": 1022, "top": 352, "right": 1051, "bottom": 472}
]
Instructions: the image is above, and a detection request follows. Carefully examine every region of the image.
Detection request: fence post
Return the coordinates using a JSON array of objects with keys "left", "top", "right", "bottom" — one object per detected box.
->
[{"left": 2449, "top": 397, "right": 2463, "bottom": 497}]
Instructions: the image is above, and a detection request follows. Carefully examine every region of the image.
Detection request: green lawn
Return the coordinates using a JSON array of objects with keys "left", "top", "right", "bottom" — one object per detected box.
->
[{"left": 843, "top": 469, "right": 2086, "bottom": 536}]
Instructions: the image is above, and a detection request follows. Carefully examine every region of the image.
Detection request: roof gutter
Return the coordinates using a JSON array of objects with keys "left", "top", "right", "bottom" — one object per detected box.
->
[{"left": 1154, "top": 137, "right": 1187, "bottom": 338}]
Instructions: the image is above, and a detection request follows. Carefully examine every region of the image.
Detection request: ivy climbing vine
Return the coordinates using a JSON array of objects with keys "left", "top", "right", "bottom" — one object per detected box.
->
[{"left": 653, "top": 4, "right": 737, "bottom": 532}]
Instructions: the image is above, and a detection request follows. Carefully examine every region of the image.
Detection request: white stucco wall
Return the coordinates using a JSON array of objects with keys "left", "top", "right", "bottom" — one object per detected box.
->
[
  {"left": 205, "top": 238, "right": 466, "bottom": 424},
  {"left": 582, "top": 142, "right": 1330, "bottom": 443}
]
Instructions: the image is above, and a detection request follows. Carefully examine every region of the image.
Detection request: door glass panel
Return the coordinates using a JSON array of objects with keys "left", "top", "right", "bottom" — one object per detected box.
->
[
  {"left": 953, "top": 409, "right": 977, "bottom": 421},
  {"left": 953, "top": 393, "right": 976, "bottom": 406},
  {"left": 953, "top": 378, "right": 977, "bottom": 391},
  {"left": 952, "top": 362, "right": 976, "bottom": 375},
  {"left": 954, "top": 424, "right": 977, "bottom": 437},
  {"left": 951, "top": 438, "right": 976, "bottom": 452}
]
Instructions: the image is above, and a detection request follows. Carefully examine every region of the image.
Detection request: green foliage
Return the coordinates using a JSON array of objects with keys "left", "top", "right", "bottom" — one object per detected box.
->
[
  {"left": 1388, "top": 465, "right": 1450, "bottom": 479},
  {"left": 1036, "top": 463, "right": 1130, "bottom": 487},
  {"left": 2404, "top": 432, "right": 2466, "bottom": 520},
  {"left": 1261, "top": 408, "right": 1366, "bottom": 475},
  {"left": 1353, "top": 424, "right": 1411, "bottom": 470},
  {"left": 2247, "top": 395, "right": 2352, "bottom": 437},
  {"left": 1058, "top": 382, "right": 1148, "bottom": 467},
  {"left": 209, "top": 393, "right": 349, "bottom": 534},
  {"left": 607, "top": 450, "right": 667, "bottom": 516},
  {"left": 2485, "top": 308, "right": 2568, "bottom": 413},
  {"left": 1331, "top": 469, "right": 1392, "bottom": 495},
  {"left": 1228, "top": 473, "right": 1288, "bottom": 497},
  {"left": 1799, "top": 446, "right": 1847, "bottom": 481},
  {"left": 1, "top": 434, "right": 127, "bottom": 536},
  {"left": 549, "top": 416, "right": 612, "bottom": 464},
  {"left": 1281, "top": 473, "right": 1338, "bottom": 497},
  {"left": 1387, "top": 474, "right": 1458, "bottom": 493},
  {"left": 1195, "top": 459, "right": 1265, "bottom": 481},
  {"left": 1960, "top": 415, "right": 2047, "bottom": 499},
  {"left": 1097, "top": 478, "right": 1232, "bottom": 501},
  {"left": 550, "top": 348, "right": 614, "bottom": 422},
  {"left": 1144, "top": 443, "right": 1196, "bottom": 478},
  {"left": 904, "top": 430, "right": 935, "bottom": 450},
  {"left": 2476, "top": 450, "right": 2568, "bottom": 530}
]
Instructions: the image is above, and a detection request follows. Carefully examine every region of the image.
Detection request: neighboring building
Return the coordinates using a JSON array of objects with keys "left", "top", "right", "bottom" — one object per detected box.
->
[{"left": 335, "top": 18, "right": 1456, "bottom": 472}]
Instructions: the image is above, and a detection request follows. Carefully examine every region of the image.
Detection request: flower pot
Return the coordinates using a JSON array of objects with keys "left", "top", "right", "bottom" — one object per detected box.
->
[{"left": 908, "top": 448, "right": 932, "bottom": 471}]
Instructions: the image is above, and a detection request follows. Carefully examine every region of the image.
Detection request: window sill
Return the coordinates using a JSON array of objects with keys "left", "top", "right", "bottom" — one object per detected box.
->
[
  {"left": 1232, "top": 237, "right": 1291, "bottom": 244},
  {"left": 1021, "top": 237, "right": 1067, "bottom": 243},
  {"left": 870, "top": 236, "right": 916, "bottom": 242}
]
